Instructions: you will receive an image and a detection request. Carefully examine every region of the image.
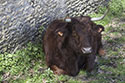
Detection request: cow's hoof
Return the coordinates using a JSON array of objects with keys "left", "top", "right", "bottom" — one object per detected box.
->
[{"left": 98, "top": 48, "right": 105, "bottom": 56}]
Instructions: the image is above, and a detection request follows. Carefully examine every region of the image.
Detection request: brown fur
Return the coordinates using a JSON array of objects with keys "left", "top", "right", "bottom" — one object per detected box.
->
[{"left": 43, "top": 16, "right": 104, "bottom": 76}]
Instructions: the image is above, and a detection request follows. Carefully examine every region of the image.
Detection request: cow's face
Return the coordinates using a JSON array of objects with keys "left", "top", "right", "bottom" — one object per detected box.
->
[
  {"left": 68, "top": 20, "right": 93, "bottom": 54},
  {"left": 54, "top": 19, "right": 92, "bottom": 55}
]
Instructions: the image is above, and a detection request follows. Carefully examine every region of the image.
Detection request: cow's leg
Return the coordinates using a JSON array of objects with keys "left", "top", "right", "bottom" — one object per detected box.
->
[
  {"left": 50, "top": 65, "right": 67, "bottom": 75},
  {"left": 78, "top": 56, "right": 86, "bottom": 69},
  {"left": 85, "top": 54, "right": 96, "bottom": 72},
  {"left": 69, "top": 62, "right": 79, "bottom": 76}
]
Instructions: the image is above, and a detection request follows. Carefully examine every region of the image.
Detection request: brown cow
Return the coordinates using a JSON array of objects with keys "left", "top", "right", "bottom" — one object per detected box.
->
[{"left": 43, "top": 16, "right": 105, "bottom": 76}]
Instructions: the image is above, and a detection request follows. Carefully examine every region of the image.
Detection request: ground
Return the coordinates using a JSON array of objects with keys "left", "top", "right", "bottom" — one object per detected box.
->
[{"left": 0, "top": 6, "right": 125, "bottom": 83}]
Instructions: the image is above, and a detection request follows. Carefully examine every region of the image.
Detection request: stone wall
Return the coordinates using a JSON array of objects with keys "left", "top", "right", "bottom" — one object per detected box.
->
[{"left": 0, "top": 0, "right": 107, "bottom": 53}]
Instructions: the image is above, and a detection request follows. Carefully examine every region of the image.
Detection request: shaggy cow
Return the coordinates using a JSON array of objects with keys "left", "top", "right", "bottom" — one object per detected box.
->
[
  {"left": 43, "top": 16, "right": 105, "bottom": 76},
  {"left": 43, "top": 10, "right": 108, "bottom": 75}
]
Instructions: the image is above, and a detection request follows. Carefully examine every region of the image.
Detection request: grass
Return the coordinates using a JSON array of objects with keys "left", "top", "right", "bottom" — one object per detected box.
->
[{"left": 0, "top": 0, "right": 125, "bottom": 83}]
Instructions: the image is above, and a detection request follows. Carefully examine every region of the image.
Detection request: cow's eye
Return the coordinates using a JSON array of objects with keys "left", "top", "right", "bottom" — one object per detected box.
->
[{"left": 57, "top": 31, "right": 63, "bottom": 37}]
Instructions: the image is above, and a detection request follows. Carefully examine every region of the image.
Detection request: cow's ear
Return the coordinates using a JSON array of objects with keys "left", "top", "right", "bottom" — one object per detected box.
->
[
  {"left": 55, "top": 29, "right": 64, "bottom": 37},
  {"left": 55, "top": 22, "right": 68, "bottom": 37},
  {"left": 97, "top": 25, "right": 104, "bottom": 33},
  {"left": 57, "top": 31, "right": 63, "bottom": 37}
]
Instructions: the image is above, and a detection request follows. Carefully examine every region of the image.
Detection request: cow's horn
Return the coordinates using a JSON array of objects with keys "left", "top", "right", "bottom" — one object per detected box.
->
[
  {"left": 91, "top": 7, "right": 109, "bottom": 21},
  {"left": 65, "top": 17, "right": 71, "bottom": 22}
]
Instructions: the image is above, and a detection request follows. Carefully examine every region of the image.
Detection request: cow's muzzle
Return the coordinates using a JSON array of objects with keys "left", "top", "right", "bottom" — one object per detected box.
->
[{"left": 81, "top": 47, "right": 92, "bottom": 54}]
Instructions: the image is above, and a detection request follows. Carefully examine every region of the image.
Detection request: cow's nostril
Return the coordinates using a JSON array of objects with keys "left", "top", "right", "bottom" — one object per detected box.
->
[{"left": 81, "top": 47, "right": 92, "bottom": 54}]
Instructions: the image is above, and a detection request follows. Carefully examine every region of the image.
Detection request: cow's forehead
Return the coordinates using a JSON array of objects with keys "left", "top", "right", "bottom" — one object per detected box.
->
[
  {"left": 72, "top": 24, "right": 90, "bottom": 34},
  {"left": 73, "top": 22, "right": 90, "bottom": 30}
]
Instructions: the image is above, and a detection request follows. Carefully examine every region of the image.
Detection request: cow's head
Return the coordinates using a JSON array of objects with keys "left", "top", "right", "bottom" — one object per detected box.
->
[
  {"left": 67, "top": 18, "right": 93, "bottom": 54},
  {"left": 54, "top": 16, "right": 105, "bottom": 55}
]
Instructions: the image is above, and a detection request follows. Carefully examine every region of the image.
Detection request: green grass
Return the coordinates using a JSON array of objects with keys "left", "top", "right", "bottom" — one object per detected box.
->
[{"left": 0, "top": 0, "right": 125, "bottom": 82}]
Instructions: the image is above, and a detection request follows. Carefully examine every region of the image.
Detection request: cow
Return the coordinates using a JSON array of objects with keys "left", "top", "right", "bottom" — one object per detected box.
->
[{"left": 43, "top": 9, "right": 108, "bottom": 76}]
